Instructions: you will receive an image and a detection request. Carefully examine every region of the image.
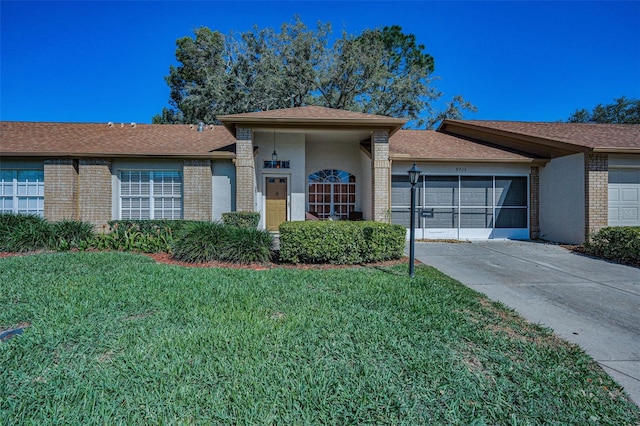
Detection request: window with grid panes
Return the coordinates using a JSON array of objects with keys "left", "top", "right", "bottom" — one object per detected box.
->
[
  {"left": 0, "top": 170, "right": 44, "bottom": 216},
  {"left": 120, "top": 171, "right": 182, "bottom": 219},
  {"left": 308, "top": 169, "right": 356, "bottom": 219}
]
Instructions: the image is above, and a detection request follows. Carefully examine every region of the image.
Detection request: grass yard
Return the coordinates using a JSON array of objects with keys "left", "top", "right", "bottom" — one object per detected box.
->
[{"left": 1, "top": 252, "right": 639, "bottom": 425}]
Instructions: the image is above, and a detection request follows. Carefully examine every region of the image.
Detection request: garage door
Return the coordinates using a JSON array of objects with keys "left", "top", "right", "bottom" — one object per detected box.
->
[{"left": 609, "top": 169, "right": 640, "bottom": 226}]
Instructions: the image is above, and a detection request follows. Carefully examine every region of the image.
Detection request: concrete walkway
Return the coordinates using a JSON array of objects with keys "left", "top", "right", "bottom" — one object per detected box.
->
[{"left": 411, "top": 240, "right": 640, "bottom": 406}]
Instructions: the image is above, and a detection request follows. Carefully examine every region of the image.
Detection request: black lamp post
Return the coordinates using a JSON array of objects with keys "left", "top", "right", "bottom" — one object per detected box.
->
[{"left": 408, "top": 162, "right": 422, "bottom": 278}]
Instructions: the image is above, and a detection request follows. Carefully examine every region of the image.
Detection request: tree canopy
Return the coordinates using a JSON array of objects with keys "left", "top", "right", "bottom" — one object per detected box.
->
[
  {"left": 567, "top": 96, "right": 640, "bottom": 124},
  {"left": 153, "top": 18, "right": 475, "bottom": 128}
]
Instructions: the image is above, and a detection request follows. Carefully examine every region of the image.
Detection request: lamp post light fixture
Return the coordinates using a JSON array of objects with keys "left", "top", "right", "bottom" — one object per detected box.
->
[{"left": 408, "top": 162, "right": 422, "bottom": 278}]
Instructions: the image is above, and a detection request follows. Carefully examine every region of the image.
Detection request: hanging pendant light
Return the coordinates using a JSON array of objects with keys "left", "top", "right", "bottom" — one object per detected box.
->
[{"left": 271, "top": 130, "right": 278, "bottom": 162}]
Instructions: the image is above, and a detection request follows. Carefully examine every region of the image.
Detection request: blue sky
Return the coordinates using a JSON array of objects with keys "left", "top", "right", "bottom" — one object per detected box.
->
[{"left": 1, "top": 1, "right": 639, "bottom": 125}]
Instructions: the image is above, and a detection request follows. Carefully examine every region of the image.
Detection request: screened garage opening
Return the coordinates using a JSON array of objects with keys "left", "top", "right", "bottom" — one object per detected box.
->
[{"left": 391, "top": 175, "right": 529, "bottom": 240}]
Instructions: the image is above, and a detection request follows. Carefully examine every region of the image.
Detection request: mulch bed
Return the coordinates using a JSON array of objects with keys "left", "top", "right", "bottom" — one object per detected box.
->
[
  {"left": 0, "top": 250, "right": 411, "bottom": 271},
  {"left": 562, "top": 245, "right": 640, "bottom": 268}
]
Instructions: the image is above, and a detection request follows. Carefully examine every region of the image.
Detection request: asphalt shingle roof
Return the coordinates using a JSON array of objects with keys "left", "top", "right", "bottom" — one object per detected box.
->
[
  {"left": 390, "top": 130, "right": 537, "bottom": 162},
  {"left": 444, "top": 120, "right": 640, "bottom": 151},
  {"left": 218, "top": 105, "right": 404, "bottom": 122},
  {"left": 0, "top": 122, "right": 236, "bottom": 157}
]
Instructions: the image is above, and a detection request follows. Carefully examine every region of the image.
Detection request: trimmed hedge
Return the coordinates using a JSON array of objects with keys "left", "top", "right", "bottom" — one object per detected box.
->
[
  {"left": 221, "top": 212, "right": 261, "bottom": 229},
  {"left": 278, "top": 221, "right": 406, "bottom": 264},
  {"left": 172, "top": 222, "right": 273, "bottom": 264},
  {"left": 583, "top": 226, "right": 640, "bottom": 263}
]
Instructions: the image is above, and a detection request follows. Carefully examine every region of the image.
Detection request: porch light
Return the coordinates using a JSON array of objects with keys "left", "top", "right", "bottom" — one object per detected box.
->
[
  {"left": 408, "top": 162, "right": 422, "bottom": 278},
  {"left": 271, "top": 131, "right": 278, "bottom": 163}
]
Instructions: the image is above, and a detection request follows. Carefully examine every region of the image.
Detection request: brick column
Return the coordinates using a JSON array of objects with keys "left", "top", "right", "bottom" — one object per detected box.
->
[
  {"left": 235, "top": 127, "right": 255, "bottom": 212},
  {"left": 372, "top": 130, "right": 391, "bottom": 223},
  {"left": 78, "top": 159, "right": 112, "bottom": 232},
  {"left": 44, "top": 159, "right": 78, "bottom": 221},
  {"left": 584, "top": 154, "right": 608, "bottom": 240},
  {"left": 529, "top": 166, "right": 540, "bottom": 239},
  {"left": 183, "top": 160, "right": 212, "bottom": 221}
]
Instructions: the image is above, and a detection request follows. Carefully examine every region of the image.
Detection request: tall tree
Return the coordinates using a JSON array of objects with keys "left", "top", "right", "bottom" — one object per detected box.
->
[
  {"left": 567, "top": 96, "right": 640, "bottom": 124},
  {"left": 153, "top": 18, "right": 475, "bottom": 128}
]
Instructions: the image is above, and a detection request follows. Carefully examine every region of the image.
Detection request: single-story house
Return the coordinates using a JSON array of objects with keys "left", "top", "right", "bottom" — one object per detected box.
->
[{"left": 1, "top": 106, "right": 639, "bottom": 243}]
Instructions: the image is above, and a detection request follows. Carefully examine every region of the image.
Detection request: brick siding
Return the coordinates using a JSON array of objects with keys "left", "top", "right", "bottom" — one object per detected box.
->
[
  {"left": 529, "top": 166, "right": 540, "bottom": 239},
  {"left": 183, "top": 160, "right": 212, "bottom": 221},
  {"left": 584, "top": 154, "right": 608, "bottom": 240},
  {"left": 235, "top": 127, "right": 256, "bottom": 212},
  {"left": 44, "top": 159, "right": 78, "bottom": 221},
  {"left": 372, "top": 130, "right": 391, "bottom": 223},
  {"left": 78, "top": 159, "right": 112, "bottom": 232}
]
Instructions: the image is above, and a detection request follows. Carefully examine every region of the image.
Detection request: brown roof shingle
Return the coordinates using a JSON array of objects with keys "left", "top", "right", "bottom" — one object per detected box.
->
[
  {"left": 389, "top": 130, "right": 538, "bottom": 162},
  {"left": 442, "top": 120, "right": 640, "bottom": 152},
  {"left": 0, "top": 122, "right": 236, "bottom": 158},
  {"left": 218, "top": 105, "right": 402, "bottom": 121},
  {"left": 217, "top": 105, "right": 406, "bottom": 136}
]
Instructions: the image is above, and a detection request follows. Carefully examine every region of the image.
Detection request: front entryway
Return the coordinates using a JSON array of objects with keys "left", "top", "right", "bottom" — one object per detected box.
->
[{"left": 266, "top": 177, "right": 287, "bottom": 231}]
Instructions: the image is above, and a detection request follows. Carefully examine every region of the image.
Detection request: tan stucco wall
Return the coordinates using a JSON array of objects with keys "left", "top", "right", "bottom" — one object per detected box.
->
[{"left": 305, "top": 138, "right": 364, "bottom": 213}]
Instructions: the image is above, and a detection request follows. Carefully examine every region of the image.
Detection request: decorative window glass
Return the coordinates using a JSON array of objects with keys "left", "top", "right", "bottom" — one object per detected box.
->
[
  {"left": 0, "top": 170, "right": 44, "bottom": 216},
  {"left": 308, "top": 169, "right": 356, "bottom": 219},
  {"left": 120, "top": 171, "right": 182, "bottom": 220},
  {"left": 263, "top": 160, "right": 290, "bottom": 169}
]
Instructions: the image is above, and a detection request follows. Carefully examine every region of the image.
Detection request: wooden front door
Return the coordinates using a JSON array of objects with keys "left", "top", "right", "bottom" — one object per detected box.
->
[{"left": 266, "top": 177, "right": 287, "bottom": 231}]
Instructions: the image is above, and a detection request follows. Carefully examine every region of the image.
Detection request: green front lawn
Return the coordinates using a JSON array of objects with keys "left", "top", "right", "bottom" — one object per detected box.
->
[{"left": 1, "top": 252, "right": 638, "bottom": 424}]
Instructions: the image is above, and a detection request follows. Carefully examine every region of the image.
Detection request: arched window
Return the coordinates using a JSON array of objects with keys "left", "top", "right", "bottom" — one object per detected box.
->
[{"left": 308, "top": 169, "right": 356, "bottom": 219}]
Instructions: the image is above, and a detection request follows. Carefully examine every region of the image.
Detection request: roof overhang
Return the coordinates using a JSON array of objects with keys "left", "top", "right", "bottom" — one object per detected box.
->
[
  {"left": 438, "top": 120, "right": 591, "bottom": 158},
  {"left": 0, "top": 152, "right": 236, "bottom": 159},
  {"left": 389, "top": 153, "right": 547, "bottom": 165},
  {"left": 218, "top": 115, "right": 406, "bottom": 138},
  {"left": 593, "top": 147, "right": 640, "bottom": 154}
]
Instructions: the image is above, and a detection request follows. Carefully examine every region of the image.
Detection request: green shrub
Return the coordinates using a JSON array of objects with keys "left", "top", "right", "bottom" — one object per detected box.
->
[
  {"left": 101, "top": 220, "right": 200, "bottom": 253},
  {"left": 171, "top": 222, "right": 226, "bottom": 262},
  {"left": 221, "top": 212, "right": 261, "bottom": 229},
  {"left": 278, "top": 221, "right": 406, "bottom": 264},
  {"left": 218, "top": 227, "right": 273, "bottom": 264},
  {"left": 584, "top": 226, "right": 640, "bottom": 263},
  {"left": 50, "top": 220, "right": 95, "bottom": 250},
  {"left": 108, "top": 220, "right": 198, "bottom": 237},
  {"left": 172, "top": 222, "right": 273, "bottom": 264},
  {"left": 0, "top": 213, "right": 52, "bottom": 252}
]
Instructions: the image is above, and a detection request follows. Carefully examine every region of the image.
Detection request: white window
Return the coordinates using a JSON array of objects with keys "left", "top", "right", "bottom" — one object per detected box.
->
[
  {"left": 0, "top": 170, "right": 44, "bottom": 216},
  {"left": 120, "top": 171, "right": 182, "bottom": 219}
]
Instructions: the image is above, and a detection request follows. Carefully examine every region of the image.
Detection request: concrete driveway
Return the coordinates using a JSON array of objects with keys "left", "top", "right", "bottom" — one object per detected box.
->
[{"left": 411, "top": 240, "right": 640, "bottom": 406}]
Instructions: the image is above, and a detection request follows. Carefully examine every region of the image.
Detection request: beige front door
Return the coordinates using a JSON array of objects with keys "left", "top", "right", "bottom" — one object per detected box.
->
[{"left": 266, "top": 177, "right": 287, "bottom": 231}]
